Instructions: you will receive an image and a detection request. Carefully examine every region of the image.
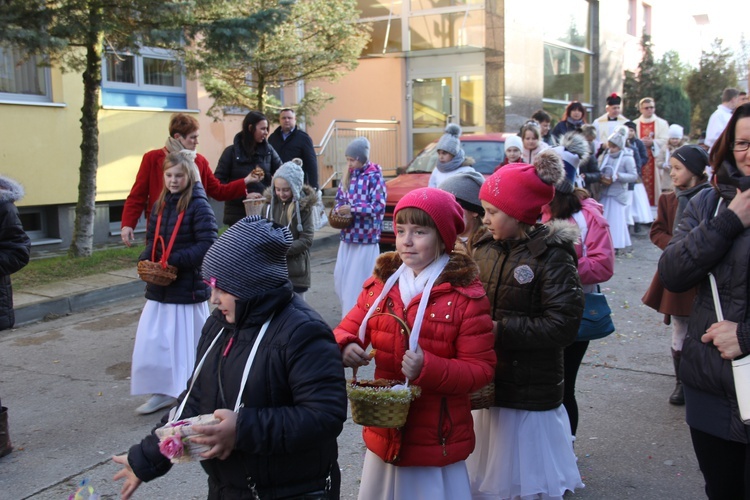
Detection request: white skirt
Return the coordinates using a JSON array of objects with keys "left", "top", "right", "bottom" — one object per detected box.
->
[
  {"left": 466, "top": 407, "right": 584, "bottom": 500},
  {"left": 334, "top": 242, "right": 380, "bottom": 318},
  {"left": 358, "top": 450, "right": 472, "bottom": 500},
  {"left": 625, "top": 190, "right": 635, "bottom": 226},
  {"left": 631, "top": 183, "right": 654, "bottom": 223},
  {"left": 131, "top": 300, "right": 209, "bottom": 398},
  {"left": 601, "top": 195, "right": 631, "bottom": 249}
]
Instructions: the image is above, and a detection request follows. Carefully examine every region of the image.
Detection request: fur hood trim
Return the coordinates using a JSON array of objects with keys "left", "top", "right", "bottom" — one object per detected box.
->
[
  {"left": 560, "top": 132, "right": 590, "bottom": 162},
  {"left": 462, "top": 157, "right": 476, "bottom": 167},
  {"left": 262, "top": 184, "right": 317, "bottom": 210},
  {"left": 543, "top": 219, "right": 581, "bottom": 246},
  {"left": 372, "top": 251, "right": 481, "bottom": 290},
  {"left": 0, "top": 176, "right": 25, "bottom": 204}
]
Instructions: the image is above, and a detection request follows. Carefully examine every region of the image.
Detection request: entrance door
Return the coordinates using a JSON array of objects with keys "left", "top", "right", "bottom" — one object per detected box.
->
[{"left": 409, "top": 71, "right": 485, "bottom": 157}]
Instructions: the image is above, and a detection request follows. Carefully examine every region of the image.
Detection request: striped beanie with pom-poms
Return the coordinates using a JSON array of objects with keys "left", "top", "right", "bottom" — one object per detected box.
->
[{"left": 202, "top": 216, "right": 292, "bottom": 299}]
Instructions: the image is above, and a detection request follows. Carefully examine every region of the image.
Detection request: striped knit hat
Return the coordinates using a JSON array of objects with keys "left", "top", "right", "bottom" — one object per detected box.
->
[{"left": 202, "top": 216, "right": 292, "bottom": 299}]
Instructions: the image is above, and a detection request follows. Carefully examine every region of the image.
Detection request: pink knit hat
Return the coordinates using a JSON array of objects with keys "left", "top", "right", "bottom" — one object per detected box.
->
[
  {"left": 394, "top": 187, "right": 465, "bottom": 252},
  {"left": 479, "top": 150, "right": 564, "bottom": 225}
]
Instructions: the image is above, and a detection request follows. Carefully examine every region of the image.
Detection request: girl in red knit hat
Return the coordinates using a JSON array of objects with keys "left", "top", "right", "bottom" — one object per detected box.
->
[
  {"left": 467, "top": 150, "right": 585, "bottom": 499},
  {"left": 334, "top": 187, "right": 496, "bottom": 499}
]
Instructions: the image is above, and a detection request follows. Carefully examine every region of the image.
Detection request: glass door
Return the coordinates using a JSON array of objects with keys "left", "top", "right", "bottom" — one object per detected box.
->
[{"left": 409, "top": 71, "right": 484, "bottom": 157}]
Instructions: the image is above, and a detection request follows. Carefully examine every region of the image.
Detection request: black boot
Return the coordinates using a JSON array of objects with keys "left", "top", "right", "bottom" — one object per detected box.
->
[
  {"left": 669, "top": 350, "right": 685, "bottom": 406},
  {"left": 0, "top": 406, "right": 11, "bottom": 458}
]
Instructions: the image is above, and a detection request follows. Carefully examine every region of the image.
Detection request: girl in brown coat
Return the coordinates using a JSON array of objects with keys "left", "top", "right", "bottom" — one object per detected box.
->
[{"left": 642, "top": 145, "right": 711, "bottom": 405}]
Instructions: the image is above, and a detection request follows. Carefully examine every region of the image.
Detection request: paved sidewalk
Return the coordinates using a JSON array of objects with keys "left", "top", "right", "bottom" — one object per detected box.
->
[{"left": 11, "top": 225, "right": 343, "bottom": 329}]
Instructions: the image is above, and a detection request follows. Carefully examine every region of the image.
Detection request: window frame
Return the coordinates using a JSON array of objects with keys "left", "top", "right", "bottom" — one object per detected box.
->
[
  {"left": 102, "top": 46, "right": 185, "bottom": 95},
  {"left": 0, "top": 45, "right": 53, "bottom": 104}
]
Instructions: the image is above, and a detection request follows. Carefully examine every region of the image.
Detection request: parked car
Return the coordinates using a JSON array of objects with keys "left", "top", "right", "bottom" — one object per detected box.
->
[{"left": 380, "top": 133, "right": 512, "bottom": 246}]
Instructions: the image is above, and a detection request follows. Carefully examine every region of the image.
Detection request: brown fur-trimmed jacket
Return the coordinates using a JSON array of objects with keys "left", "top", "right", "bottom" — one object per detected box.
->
[
  {"left": 472, "top": 220, "right": 584, "bottom": 411},
  {"left": 334, "top": 251, "right": 496, "bottom": 466}
]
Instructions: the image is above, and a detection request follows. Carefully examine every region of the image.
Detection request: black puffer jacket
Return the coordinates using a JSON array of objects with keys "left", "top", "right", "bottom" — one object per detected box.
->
[
  {"left": 659, "top": 162, "right": 750, "bottom": 444},
  {"left": 128, "top": 285, "right": 347, "bottom": 499},
  {"left": 215, "top": 133, "right": 283, "bottom": 226},
  {"left": 140, "top": 183, "right": 218, "bottom": 304},
  {"left": 267, "top": 127, "right": 319, "bottom": 188},
  {"left": 0, "top": 176, "right": 31, "bottom": 331},
  {"left": 472, "top": 220, "right": 584, "bottom": 410}
]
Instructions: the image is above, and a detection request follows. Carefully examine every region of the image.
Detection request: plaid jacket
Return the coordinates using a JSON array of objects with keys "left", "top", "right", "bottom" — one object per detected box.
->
[{"left": 335, "top": 162, "right": 386, "bottom": 244}]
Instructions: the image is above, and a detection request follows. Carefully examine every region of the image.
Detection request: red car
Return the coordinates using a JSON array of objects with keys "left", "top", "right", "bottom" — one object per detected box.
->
[{"left": 380, "top": 133, "right": 512, "bottom": 246}]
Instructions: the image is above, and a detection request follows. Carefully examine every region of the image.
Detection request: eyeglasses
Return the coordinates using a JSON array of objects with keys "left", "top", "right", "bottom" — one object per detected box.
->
[
  {"left": 732, "top": 141, "right": 750, "bottom": 152},
  {"left": 642, "top": 106, "right": 655, "bottom": 110}
]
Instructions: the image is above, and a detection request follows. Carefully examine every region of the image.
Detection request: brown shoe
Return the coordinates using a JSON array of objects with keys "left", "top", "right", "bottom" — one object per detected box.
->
[{"left": 0, "top": 407, "right": 12, "bottom": 458}]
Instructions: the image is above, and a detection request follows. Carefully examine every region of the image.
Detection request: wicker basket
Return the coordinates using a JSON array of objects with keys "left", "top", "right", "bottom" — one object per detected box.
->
[
  {"left": 469, "top": 382, "right": 495, "bottom": 410},
  {"left": 347, "top": 379, "right": 420, "bottom": 428},
  {"left": 328, "top": 209, "right": 353, "bottom": 230},
  {"left": 155, "top": 414, "right": 220, "bottom": 464},
  {"left": 137, "top": 260, "right": 178, "bottom": 286},
  {"left": 243, "top": 198, "right": 266, "bottom": 217}
]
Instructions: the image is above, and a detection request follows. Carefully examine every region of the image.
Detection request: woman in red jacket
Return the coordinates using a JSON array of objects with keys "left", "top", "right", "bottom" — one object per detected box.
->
[
  {"left": 334, "top": 187, "right": 496, "bottom": 499},
  {"left": 121, "top": 113, "right": 258, "bottom": 246}
]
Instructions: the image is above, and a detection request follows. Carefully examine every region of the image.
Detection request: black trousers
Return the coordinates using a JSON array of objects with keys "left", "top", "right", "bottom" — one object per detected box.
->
[
  {"left": 562, "top": 340, "right": 589, "bottom": 436},
  {"left": 690, "top": 427, "right": 750, "bottom": 499}
]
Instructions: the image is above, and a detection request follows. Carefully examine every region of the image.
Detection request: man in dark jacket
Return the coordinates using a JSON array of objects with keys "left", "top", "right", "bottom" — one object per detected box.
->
[
  {"left": 268, "top": 109, "right": 319, "bottom": 189},
  {"left": 0, "top": 175, "right": 31, "bottom": 458},
  {"left": 114, "top": 216, "right": 347, "bottom": 499}
]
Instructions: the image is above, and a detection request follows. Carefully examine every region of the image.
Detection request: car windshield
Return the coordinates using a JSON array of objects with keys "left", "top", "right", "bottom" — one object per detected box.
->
[{"left": 405, "top": 140, "right": 506, "bottom": 175}]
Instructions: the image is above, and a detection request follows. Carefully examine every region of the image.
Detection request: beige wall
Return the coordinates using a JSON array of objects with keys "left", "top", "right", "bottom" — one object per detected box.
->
[
  {"left": 305, "top": 57, "right": 409, "bottom": 167},
  {"left": 596, "top": 1, "right": 628, "bottom": 118}
]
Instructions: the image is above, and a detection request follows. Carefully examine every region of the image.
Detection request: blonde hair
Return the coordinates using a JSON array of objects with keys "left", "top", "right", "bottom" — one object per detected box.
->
[{"left": 154, "top": 151, "right": 198, "bottom": 214}]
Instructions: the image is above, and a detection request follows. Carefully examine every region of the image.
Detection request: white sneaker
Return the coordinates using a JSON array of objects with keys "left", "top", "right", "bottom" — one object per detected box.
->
[{"left": 136, "top": 394, "right": 177, "bottom": 415}]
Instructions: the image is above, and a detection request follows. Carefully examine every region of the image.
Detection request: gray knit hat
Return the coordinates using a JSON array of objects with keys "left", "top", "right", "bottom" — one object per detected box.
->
[
  {"left": 345, "top": 137, "right": 370, "bottom": 164},
  {"left": 438, "top": 171, "right": 485, "bottom": 216},
  {"left": 271, "top": 158, "right": 305, "bottom": 231},
  {"left": 607, "top": 125, "right": 628, "bottom": 150},
  {"left": 436, "top": 124, "right": 462, "bottom": 157},
  {"left": 202, "top": 216, "right": 292, "bottom": 300}
]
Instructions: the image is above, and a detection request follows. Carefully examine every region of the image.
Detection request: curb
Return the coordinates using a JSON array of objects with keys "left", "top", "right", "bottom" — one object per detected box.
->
[{"left": 13, "top": 231, "right": 342, "bottom": 328}]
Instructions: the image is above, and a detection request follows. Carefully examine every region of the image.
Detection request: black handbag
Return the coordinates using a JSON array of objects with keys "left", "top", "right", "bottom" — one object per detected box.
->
[{"left": 577, "top": 287, "right": 615, "bottom": 341}]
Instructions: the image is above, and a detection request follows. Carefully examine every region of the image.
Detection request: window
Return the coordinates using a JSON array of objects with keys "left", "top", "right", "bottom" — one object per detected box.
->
[
  {"left": 0, "top": 45, "right": 52, "bottom": 103},
  {"left": 102, "top": 47, "right": 186, "bottom": 109},
  {"left": 409, "top": 10, "right": 484, "bottom": 51},
  {"left": 362, "top": 18, "right": 403, "bottom": 55}
]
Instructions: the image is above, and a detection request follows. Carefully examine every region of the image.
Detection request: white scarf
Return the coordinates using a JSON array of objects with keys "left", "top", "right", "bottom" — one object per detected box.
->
[{"left": 358, "top": 254, "right": 450, "bottom": 357}]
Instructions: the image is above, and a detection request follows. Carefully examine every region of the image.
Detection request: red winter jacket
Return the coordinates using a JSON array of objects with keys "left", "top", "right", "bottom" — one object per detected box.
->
[
  {"left": 121, "top": 147, "right": 247, "bottom": 230},
  {"left": 334, "top": 251, "right": 496, "bottom": 467}
]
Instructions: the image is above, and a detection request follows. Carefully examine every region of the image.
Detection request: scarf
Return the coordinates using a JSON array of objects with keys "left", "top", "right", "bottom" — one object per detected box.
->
[
  {"left": 566, "top": 117, "right": 584, "bottom": 128},
  {"left": 398, "top": 257, "right": 444, "bottom": 305},
  {"left": 436, "top": 149, "right": 466, "bottom": 173},
  {"left": 674, "top": 182, "right": 711, "bottom": 233},
  {"left": 715, "top": 160, "right": 750, "bottom": 200}
]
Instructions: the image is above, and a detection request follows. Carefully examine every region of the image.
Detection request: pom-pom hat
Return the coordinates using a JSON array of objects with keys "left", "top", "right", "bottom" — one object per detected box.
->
[
  {"left": 202, "top": 216, "right": 292, "bottom": 300},
  {"left": 606, "top": 93, "right": 622, "bottom": 106},
  {"left": 479, "top": 150, "right": 564, "bottom": 225},
  {"left": 436, "top": 124, "right": 462, "bottom": 157},
  {"left": 607, "top": 125, "right": 628, "bottom": 149},
  {"left": 345, "top": 137, "right": 370, "bottom": 164},
  {"left": 271, "top": 158, "right": 305, "bottom": 231},
  {"left": 394, "top": 187, "right": 465, "bottom": 253}
]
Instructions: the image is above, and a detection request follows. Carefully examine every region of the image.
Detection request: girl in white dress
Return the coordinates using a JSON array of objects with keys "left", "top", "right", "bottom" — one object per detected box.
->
[
  {"left": 598, "top": 126, "right": 638, "bottom": 252},
  {"left": 334, "top": 187, "right": 496, "bottom": 500}
]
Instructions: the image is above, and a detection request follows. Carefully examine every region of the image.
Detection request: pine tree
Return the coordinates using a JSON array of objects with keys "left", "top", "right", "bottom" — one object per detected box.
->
[
  {"left": 189, "top": 0, "right": 370, "bottom": 123},
  {"left": 0, "top": 0, "right": 289, "bottom": 256},
  {"left": 686, "top": 38, "right": 738, "bottom": 138}
]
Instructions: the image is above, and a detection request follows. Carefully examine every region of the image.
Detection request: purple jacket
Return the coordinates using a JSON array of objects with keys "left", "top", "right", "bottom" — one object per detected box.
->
[{"left": 335, "top": 162, "right": 386, "bottom": 244}]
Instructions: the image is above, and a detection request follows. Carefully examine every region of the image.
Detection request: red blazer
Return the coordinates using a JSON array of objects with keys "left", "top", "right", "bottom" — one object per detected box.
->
[
  {"left": 121, "top": 148, "right": 247, "bottom": 230},
  {"left": 334, "top": 252, "right": 496, "bottom": 467}
]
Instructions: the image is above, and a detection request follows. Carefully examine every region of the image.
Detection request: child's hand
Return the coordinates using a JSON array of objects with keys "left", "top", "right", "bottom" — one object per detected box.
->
[
  {"left": 112, "top": 454, "right": 142, "bottom": 500},
  {"left": 342, "top": 343, "right": 371, "bottom": 368},
  {"left": 337, "top": 204, "right": 351, "bottom": 216},
  {"left": 402, "top": 344, "right": 424, "bottom": 380},
  {"left": 192, "top": 409, "right": 237, "bottom": 461}
]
